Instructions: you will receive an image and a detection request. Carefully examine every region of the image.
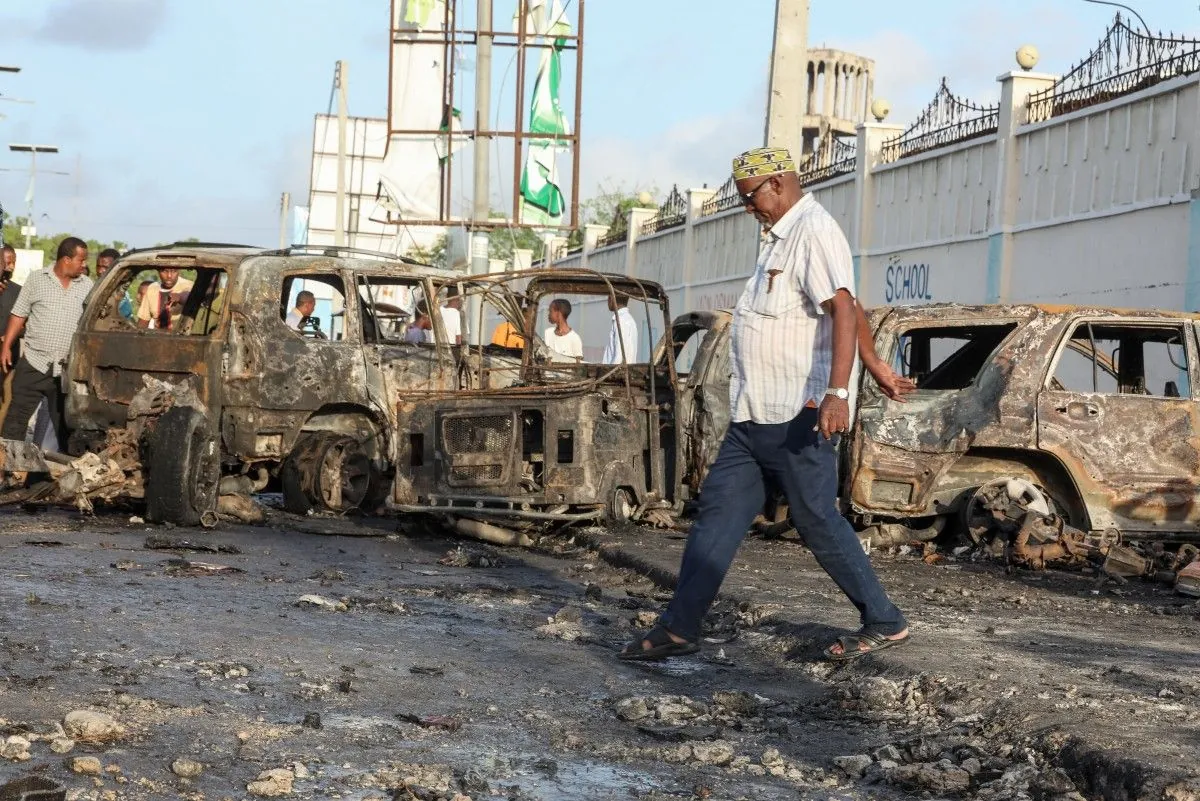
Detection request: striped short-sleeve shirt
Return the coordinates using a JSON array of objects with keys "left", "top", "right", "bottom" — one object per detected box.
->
[
  {"left": 10, "top": 267, "right": 94, "bottom": 376},
  {"left": 729, "top": 194, "right": 860, "bottom": 424}
]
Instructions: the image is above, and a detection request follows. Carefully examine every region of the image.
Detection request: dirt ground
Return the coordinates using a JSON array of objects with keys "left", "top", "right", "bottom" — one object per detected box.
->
[{"left": 0, "top": 506, "right": 1197, "bottom": 801}]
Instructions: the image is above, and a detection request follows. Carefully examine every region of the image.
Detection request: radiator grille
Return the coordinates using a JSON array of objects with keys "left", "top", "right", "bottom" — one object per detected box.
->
[
  {"left": 449, "top": 465, "right": 504, "bottom": 483},
  {"left": 442, "top": 415, "right": 513, "bottom": 454}
]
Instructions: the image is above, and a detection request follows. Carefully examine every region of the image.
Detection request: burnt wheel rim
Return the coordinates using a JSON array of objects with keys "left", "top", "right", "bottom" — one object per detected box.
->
[{"left": 318, "top": 439, "right": 371, "bottom": 511}]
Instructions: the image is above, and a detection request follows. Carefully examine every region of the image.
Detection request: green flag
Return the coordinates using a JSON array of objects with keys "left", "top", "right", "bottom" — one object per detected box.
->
[{"left": 519, "top": 5, "right": 570, "bottom": 226}]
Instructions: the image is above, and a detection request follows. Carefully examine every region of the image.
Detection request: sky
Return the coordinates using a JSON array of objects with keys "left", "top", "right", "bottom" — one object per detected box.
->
[{"left": 0, "top": 0, "right": 1196, "bottom": 249}]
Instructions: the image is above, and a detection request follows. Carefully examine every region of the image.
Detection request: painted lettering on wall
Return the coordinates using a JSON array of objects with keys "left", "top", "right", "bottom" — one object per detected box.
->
[
  {"left": 884, "top": 257, "right": 934, "bottom": 303},
  {"left": 695, "top": 291, "right": 739, "bottom": 312}
]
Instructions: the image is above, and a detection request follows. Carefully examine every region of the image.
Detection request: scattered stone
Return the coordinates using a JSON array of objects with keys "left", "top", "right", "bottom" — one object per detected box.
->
[
  {"left": 302, "top": 712, "right": 322, "bottom": 730},
  {"left": 760, "top": 748, "right": 785, "bottom": 769},
  {"left": 49, "top": 737, "right": 75, "bottom": 754},
  {"left": 690, "top": 740, "right": 735, "bottom": 767},
  {"left": 584, "top": 584, "right": 603, "bottom": 602},
  {"left": 711, "top": 690, "right": 761, "bottom": 716},
  {"left": 308, "top": 567, "right": 346, "bottom": 582},
  {"left": 633, "top": 610, "right": 658, "bottom": 628},
  {"left": 410, "top": 665, "right": 446, "bottom": 676},
  {"left": 832, "top": 755, "right": 873, "bottom": 779},
  {"left": 63, "top": 710, "right": 125, "bottom": 742},
  {"left": 70, "top": 756, "right": 104, "bottom": 775},
  {"left": 171, "top": 758, "right": 204, "bottom": 778},
  {"left": 872, "top": 744, "right": 904, "bottom": 763},
  {"left": 614, "top": 697, "right": 650, "bottom": 722},
  {"left": 1031, "top": 768, "right": 1078, "bottom": 799},
  {"left": 295, "top": 594, "right": 347, "bottom": 612},
  {"left": 290, "top": 762, "right": 310, "bottom": 780},
  {"left": 535, "top": 620, "right": 584, "bottom": 641},
  {"left": 144, "top": 534, "right": 240, "bottom": 554},
  {"left": 553, "top": 606, "right": 583, "bottom": 624},
  {"left": 247, "top": 767, "right": 294, "bottom": 797},
  {"left": 1, "top": 735, "right": 31, "bottom": 761},
  {"left": 112, "top": 559, "right": 140, "bottom": 570},
  {"left": 396, "top": 712, "right": 463, "bottom": 732},
  {"left": 890, "top": 760, "right": 971, "bottom": 794},
  {"left": 961, "top": 757, "right": 983, "bottom": 776},
  {"left": 1164, "top": 779, "right": 1200, "bottom": 801}
]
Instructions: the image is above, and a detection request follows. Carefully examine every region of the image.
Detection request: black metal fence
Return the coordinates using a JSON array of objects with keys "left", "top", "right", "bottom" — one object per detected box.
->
[
  {"left": 639, "top": 186, "right": 688, "bottom": 235},
  {"left": 1027, "top": 15, "right": 1200, "bottom": 123},
  {"left": 595, "top": 203, "right": 629, "bottom": 249},
  {"left": 880, "top": 78, "right": 999, "bottom": 163},
  {"left": 700, "top": 176, "right": 740, "bottom": 217},
  {"left": 798, "top": 136, "right": 857, "bottom": 186}
]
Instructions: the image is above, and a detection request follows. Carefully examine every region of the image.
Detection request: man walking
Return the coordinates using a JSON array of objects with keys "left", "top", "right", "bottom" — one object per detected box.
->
[
  {"left": 0, "top": 244, "right": 24, "bottom": 429},
  {"left": 602, "top": 294, "right": 638, "bottom": 364},
  {"left": 0, "top": 237, "right": 93, "bottom": 449},
  {"left": 621, "top": 147, "right": 911, "bottom": 663}
]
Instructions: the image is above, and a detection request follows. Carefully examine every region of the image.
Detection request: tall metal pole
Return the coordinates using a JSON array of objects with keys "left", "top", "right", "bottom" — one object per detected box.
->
[
  {"left": 469, "top": 0, "right": 494, "bottom": 345},
  {"left": 765, "top": 0, "right": 809, "bottom": 157},
  {"left": 279, "top": 192, "right": 291, "bottom": 249},
  {"left": 26, "top": 148, "right": 35, "bottom": 248},
  {"left": 335, "top": 60, "right": 349, "bottom": 248}
]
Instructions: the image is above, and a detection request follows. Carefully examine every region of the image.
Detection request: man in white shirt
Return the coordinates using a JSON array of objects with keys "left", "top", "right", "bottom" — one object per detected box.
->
[
  {"left": 439, "top": 286, "right": 464, "bottom": 345},
  {"left": 621, "top": 146, "right": 913, "bottom": 664},
  {"left": 285, "top": 290, "right": 316, "bottom": 331},
  {"left": 601, "top": 295, "right": 638, "bottom": 364},
  {"left": 543, "top": 298, "right": 583, "bottom": 362}
]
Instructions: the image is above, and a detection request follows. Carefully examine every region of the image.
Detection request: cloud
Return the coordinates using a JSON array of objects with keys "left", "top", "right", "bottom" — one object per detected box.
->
[{"left": 20, "top": 0, "right": 168, "bottom": 52}]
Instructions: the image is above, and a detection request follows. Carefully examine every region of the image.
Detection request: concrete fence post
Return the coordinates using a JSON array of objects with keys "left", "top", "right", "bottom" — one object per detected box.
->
[
  {"left": 626, "top": 207, "right": 658, "bottom": 277},
  {"left": 513, "top": 248, "right": 533, "bottom": 272},
  {"left": 852, "top": 122, "right": 904, "bottom": 298},
  {"left": 581, "top": 224, "right": 608, "bottom": 269},
  {"left": 988, "top": 69, "right": 1056, "bottom": 302},
  {"left": 682, "top": 189, "right": 717, "bottom": 314}
]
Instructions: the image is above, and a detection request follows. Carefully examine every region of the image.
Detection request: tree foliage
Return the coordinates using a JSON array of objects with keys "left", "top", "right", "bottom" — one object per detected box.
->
[{"left": 1, "top": 215, "right": 129, "bottom": 278}]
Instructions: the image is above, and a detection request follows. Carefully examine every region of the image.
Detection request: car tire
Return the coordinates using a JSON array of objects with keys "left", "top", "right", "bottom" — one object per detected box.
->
[
  {"left": 281, "top": 432, "right": 373, "bottom": 515},
  {"left": 606, "top": 486, "right": 637, "bottom": 525},
  {"left": 145, "top": 407, "right": 220, "bottom": 526}
]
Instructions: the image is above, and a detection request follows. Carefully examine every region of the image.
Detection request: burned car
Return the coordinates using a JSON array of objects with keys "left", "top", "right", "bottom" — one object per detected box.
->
[
  {"left": 846, "top": 303, "right": 1200, "bottom": 545},
  {"left": 669, "top": 303, "right": 1200, "bottom": 559},
  {"left": 47, "top": 243, "right": 483, "bottom": 524},
  {"left": 393, "top": 272, "right": 721, "bottom": 526}
]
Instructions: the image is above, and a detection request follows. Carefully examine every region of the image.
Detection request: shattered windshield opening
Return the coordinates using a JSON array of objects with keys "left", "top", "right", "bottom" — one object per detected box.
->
[
  {"left": 435, "top": 272, "right": 672, "bottom": 390},
  {"left": 893, "top": 323, "right": 1018, "bottom": 390},
  {"left": 90, "top": 264, "right": 228, "bottom": 337}
]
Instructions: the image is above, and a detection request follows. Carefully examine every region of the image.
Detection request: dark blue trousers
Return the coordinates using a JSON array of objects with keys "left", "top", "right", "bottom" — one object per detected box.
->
[{"left": 660, "top": 407, "right": 906, "bottom": 642}]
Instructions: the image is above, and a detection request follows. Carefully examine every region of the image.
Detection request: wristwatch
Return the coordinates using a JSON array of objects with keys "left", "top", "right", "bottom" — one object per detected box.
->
[{"left": 825, "top": 387, "right": 849, "bottom": 400}]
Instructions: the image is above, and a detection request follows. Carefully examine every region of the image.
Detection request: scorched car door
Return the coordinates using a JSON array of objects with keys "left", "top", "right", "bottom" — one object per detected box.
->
[{"left": 1036, "top": 319, "right": 1200, "bottom": 532}]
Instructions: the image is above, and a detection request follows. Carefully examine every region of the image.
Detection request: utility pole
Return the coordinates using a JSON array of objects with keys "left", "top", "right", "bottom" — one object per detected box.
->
[
  {"left": 9, "top": 144, "right": 60, "bottom": 248},
  {"left": 334, "top": 60, "right": 349, "bottom": 248},
  {"left": 468, "top": 0, "right": 494, "bottom": 346},
  {"left": 765, "top": 0, "right": 809, "bottom": 157},
  {"left": 279, "top": 192, "right": 291, "bottom": 249}
]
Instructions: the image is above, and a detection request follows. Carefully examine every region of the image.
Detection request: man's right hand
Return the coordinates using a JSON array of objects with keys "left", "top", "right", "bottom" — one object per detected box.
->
[{"left": 1, "top": 345, "right": 13, "bottom": 373}]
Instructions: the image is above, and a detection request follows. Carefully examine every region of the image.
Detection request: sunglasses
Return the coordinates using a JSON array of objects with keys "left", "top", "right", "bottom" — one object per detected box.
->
[{"left": 738, "top": 177, "right": 773, "bottom": 206}]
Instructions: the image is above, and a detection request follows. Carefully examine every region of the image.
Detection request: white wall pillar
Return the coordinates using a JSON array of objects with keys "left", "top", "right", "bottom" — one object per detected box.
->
[
  {"left": 852, "top": 122, "right": 904, "bottom": 298},
  {"left": 988, "top": 69, "right": 1057, "bottom": 302},
  {"left": 513, "top": 248, "right": 533, "bottom": 272},
  {"left": 625, "top": 207, "right": 658, "bottom": 277},
  {"left": 683, "top": 188, "right": 717, "bottom": 314},
  {"left": 580, "top": 223, "right": 608, "bottom": 269}
]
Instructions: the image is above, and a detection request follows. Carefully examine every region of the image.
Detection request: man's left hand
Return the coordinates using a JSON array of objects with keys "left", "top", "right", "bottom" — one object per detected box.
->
[{"left": 818, "top": 395, "right": 850, "bottom": 439}]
